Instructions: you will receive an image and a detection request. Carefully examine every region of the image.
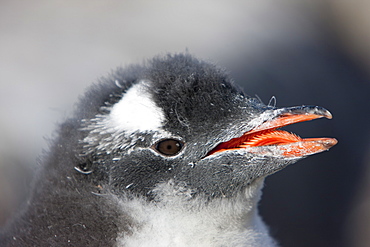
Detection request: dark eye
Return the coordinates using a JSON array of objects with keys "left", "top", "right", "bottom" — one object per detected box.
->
[{"left": 155, "top": 139, "right": 184, "bottom": 156}]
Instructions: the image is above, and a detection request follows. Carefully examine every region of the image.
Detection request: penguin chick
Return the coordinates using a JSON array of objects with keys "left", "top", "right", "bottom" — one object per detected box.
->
[{"left": 0, "top": 53, "right": 337, "bottom": 247}]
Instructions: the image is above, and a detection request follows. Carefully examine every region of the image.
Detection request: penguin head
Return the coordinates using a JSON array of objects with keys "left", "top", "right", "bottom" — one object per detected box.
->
[{"left": 74, "top": 53, "right": 336, "bottom": 200}]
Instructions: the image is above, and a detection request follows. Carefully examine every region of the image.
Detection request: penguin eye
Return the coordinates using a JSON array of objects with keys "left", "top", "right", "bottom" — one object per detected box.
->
[{"left": 155, "top": 139, "right": 184, "bottom": 156}]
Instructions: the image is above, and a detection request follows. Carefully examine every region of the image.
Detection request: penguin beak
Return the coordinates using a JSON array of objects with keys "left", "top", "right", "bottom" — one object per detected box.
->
[{"left": 207, "top": 106, "right": 337, "bottom": 158}]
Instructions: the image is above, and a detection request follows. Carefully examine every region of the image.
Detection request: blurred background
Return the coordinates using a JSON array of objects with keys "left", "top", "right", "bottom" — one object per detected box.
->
[{"left": 1, "top": 1, "right": 369, "bottom": 246}]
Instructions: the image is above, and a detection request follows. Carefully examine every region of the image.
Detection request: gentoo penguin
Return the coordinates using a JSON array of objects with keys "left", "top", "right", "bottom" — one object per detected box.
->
[{"left": 0, "top": 53, "right": 337, "bottom": 246}]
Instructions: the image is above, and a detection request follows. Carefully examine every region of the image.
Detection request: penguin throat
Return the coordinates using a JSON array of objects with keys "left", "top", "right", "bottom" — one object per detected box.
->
[{"left": 207, "top": 128, "right": 301, "bottom": 156}]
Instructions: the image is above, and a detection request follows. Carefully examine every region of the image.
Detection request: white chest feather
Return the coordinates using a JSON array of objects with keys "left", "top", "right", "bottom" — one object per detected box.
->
[{"left": 114, "top": 181, "right": 277, "bottom": 247}]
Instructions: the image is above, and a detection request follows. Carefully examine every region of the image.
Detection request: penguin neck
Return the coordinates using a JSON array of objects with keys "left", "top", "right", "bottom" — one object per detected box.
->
[{"left": 116, "top": 178, "right": 276, "bottom": 246}]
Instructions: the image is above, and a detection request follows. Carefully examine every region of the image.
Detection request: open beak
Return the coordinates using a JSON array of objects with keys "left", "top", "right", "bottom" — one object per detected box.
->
[{"left": 207, "top": 106, "right": 338, "bottom": 158}]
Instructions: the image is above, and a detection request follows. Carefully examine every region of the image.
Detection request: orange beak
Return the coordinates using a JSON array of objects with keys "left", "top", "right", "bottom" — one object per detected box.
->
[{"left": 207, "top": 112, "right": 337, "bottom": 158}]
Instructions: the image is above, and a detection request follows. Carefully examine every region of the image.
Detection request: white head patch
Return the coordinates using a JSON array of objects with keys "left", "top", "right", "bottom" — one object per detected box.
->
[
  {"left": 110, "top": 80, "right": 165, "bottom": 133},
  {"left": 82, "top": 80, "right": 169, "bottom": 155}
]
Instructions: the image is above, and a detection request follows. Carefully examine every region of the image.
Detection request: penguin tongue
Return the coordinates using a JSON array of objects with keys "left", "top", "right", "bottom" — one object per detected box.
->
[{"left": 208, "top": 112, "right": 337, "bottom": 158}]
